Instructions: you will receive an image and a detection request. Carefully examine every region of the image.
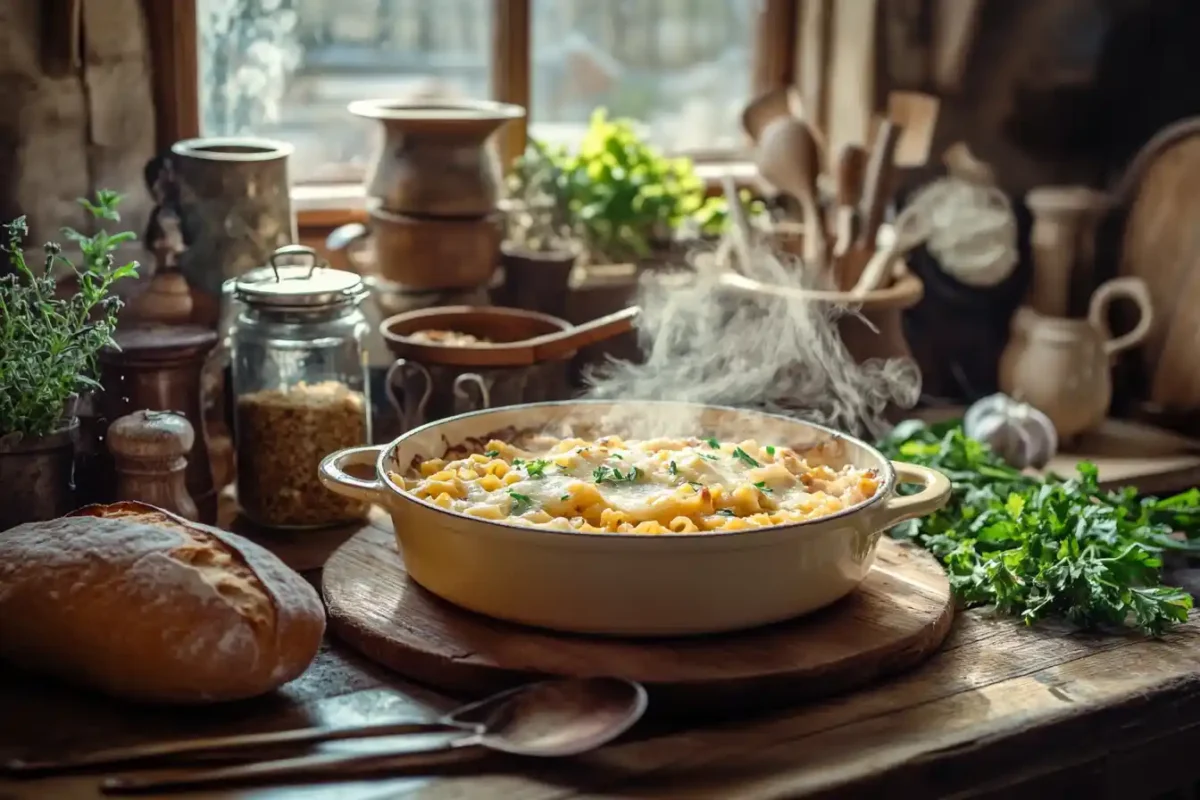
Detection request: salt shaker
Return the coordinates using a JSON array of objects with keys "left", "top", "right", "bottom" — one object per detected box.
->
[{"left": 107, "top": 410, "right": 199, "bottom": 521}]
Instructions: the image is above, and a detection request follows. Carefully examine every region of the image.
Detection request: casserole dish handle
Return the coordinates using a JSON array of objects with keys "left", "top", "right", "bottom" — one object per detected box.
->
[
  {"left": 875, "top": 462, "right": 952, "bottom": 528},
  {"left": 319, "top": 445, "right": 388, "bottom": 505}
]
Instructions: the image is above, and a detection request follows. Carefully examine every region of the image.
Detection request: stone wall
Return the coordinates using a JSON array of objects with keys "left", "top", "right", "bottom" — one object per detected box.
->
[{"left": 0, "top": 0, "right": 155, "bottom": 250}]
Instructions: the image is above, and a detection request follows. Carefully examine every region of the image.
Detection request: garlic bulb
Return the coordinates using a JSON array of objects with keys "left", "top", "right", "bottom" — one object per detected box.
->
[{"left": 963, "top": 393, "right": 1059, "bottom": 470}]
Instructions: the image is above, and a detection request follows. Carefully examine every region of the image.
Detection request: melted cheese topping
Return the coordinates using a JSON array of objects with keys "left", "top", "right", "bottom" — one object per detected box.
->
[{"left": 392, "top": 434, "right": 880, "bottom": 535}]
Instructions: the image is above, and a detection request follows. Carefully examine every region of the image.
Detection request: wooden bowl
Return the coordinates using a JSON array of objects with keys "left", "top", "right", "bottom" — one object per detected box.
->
[{"left": 381, "top": 305, "right": 575, "bottom": 367}]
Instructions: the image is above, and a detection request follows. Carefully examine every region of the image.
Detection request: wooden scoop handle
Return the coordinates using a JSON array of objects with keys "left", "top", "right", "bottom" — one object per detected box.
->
[
  {"left": 100, "top": 739, "right": 481, "bottom": 795},
  {"left": 4, "top": 720, "right": 473, "bottom": 775},
  {"left": 832, "top": 144, "right": 868, "bottom": 260},
  {"left": 528, "top": 306, "right": 641, "bottom": 362},
  {"left": 857, "top": 121, "right": 903, "bottom": 250}
]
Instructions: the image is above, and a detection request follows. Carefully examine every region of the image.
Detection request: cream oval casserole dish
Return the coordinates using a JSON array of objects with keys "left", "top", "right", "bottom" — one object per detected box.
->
[{"left": 320, "top": 401, "right": 951, "bottom": 636}]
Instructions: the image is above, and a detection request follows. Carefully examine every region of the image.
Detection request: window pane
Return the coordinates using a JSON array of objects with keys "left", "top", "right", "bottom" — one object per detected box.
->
[
  {"left": 198, "top": 0, "right": 493, "bottom": 184},
  {"left": 530, "top": 0, "right": 756, "bottom": 158}
]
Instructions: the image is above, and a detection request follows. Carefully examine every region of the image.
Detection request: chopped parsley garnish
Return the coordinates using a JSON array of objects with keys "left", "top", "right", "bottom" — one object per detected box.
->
[
  {"left": 511, "top": 457, "right": 524, "bottom": 467},
  {"left": 484, "top": 449, "right": 500, "bottom": 457},
  {"left": 560, "top": 493, "right": 570, "bottom": 501},
  {"left": 705, "top": 437, "right": 720, "bottom": 449},
  {"left": 507, "top": 491, "right": 535, "bottom": 514},
  {"left": 717, "top": 509, "right": 736, "bottom": 517},
  {"left": 593, "top": 465, "right": 641, "bottom": 484},
  {"left": 701, "top": 453, "right": 718, "bottom": 461},
  {"left": 765, "top": 445, "right": 776, "bottom": 456},
  {"left": 524, "top": 459, "right": 550, "bottom": 478},
  {"left": 669, "top": 460, "right": 678, "bottom": 475},
  {"left": 754, "top": 480, "right": 772, "bottom": 493},
  {"left": 733, "top": 447, "right": 760, "bottom": 468},
  {"left": 595, "top": 465, "right": 643, "bottom": 484},
  {"left": 611, "top": 453, "right": 624, "bottom": 460}
]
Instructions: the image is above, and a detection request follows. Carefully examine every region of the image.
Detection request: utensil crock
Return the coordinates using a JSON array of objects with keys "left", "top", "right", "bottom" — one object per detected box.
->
[{"left": 319, "top": 401, "right": 950, "bottom": 636}]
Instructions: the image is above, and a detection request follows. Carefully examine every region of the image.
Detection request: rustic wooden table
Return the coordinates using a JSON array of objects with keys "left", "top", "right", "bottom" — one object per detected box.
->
[{"left": 4, "top": 494, "right": 1200, "bottom": 800}]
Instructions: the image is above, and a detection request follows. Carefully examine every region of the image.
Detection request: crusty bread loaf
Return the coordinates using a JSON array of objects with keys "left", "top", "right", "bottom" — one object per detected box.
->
[{"left": 0, "top": 502, "right": 325, "bottom": 704}]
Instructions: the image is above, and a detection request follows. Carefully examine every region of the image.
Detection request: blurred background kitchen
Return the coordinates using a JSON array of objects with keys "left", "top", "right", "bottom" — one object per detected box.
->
[{"left": 6, "top": 0, "right": 1200, "bottom": 524}]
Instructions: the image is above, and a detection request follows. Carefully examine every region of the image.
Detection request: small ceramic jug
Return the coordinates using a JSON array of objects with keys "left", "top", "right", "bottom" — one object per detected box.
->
[{"left": 999, "top": 277, "right": 1153, "bottom": 440}]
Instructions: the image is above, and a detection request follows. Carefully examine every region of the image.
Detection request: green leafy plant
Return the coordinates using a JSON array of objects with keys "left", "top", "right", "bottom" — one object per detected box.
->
[
  {"left": 504, "top": 138, "right": 577, "bottom": 253},
  {"left": 0, "top": 191, "right": 139, "bottom": 439},
  {"left": 511, "top": 109, "right": 763, "bottom": 265},
  {"left": 878, "top": 419, "right": 1199, "bottom": 636}
]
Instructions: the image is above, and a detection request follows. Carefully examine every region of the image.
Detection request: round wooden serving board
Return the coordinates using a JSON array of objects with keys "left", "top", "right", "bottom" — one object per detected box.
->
[{"left": 322, "top": 524, "right": 954, "bottom": 716}]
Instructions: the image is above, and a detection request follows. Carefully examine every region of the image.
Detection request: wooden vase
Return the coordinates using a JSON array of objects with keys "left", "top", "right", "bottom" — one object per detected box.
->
[
  {"left": 326, "top": 208, "right": 504, "bottom": 291},
  {"left": 348, "top": 99, "right": 524, "bottom": 217},
  {"left": 1025, "top": 186, "right": 1109, "bottom": 318}
]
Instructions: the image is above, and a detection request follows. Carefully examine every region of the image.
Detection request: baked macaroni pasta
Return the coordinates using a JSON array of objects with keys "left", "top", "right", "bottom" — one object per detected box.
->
[{"left": 391, "top": 434, "right": 880, "bottom": 534}]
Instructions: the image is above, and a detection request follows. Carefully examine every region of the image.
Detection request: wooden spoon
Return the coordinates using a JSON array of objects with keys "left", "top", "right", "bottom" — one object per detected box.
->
[
  {"left": 832, "top": 144, "right": 868, "bottom": 259},
  {"left": 740, "top": 86, "right": 804, "bottom": 143},
  {"left": 756, "top": 117, "right": 828, "bottom": 267},
  {"left": 887, "top": 91, "right": 941, "bottom": 167},
  {"left": 99, "top": 678, "right": 648, "bottom": 794},
  {"left": 849, "top": 203, "right": 932, "bottom": 298},
  {"left": 721, "top": 176, "right": 754, "bottom": 271},
  {"left": 842, "top": 120, "right": 903, "bottom": 290}
]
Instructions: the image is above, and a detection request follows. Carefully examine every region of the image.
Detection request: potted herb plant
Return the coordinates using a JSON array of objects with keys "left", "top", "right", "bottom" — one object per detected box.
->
[
  {"left": 498, "top": 138, "right": 582, "bottom": 317},
  {"left": 555, "top": 109, "right": 730, "bottom": 267},
  {"left": 0, "top": 191, "right": 138, "bottom": 530}
]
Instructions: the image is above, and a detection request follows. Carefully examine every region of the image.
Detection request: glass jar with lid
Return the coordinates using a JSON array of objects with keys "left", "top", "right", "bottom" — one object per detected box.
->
[{"left": 231, "top": 244, "right": 373, "bottom": 529}]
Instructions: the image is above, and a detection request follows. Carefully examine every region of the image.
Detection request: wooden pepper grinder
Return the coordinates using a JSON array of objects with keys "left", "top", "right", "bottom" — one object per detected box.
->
[{"left": 107, "top": 410, "right": 199, "bottom": 521}]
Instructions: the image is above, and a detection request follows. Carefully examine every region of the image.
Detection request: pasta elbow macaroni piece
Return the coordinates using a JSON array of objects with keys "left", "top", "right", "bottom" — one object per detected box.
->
[{"left": 393, "top": 433, "right": 880, "bottom": 536}]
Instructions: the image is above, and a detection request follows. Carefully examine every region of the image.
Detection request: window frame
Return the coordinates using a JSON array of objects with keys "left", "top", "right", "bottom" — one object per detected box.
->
[{"left": 143, "top": 0, "right": 795, "bottom": 229}]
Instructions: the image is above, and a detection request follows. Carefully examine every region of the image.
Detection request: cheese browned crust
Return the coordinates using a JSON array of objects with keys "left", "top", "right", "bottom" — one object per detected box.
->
[{"left": 0, "top": 502, "right": 325, "bottom": 704}]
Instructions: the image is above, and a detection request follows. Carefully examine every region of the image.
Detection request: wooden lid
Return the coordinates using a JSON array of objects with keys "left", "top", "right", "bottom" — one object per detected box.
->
[
  {"left": 102, "top": 325, "right": 218, "bottom": 365},
  {"left": 124, "top": 269, "right": 194, "bottom": 327},
  {"left": 347, "top": 99, "right": 524, "bottom": 136},
  {"left": 107, "top": 410, "right": 195, "bottom": 462}
]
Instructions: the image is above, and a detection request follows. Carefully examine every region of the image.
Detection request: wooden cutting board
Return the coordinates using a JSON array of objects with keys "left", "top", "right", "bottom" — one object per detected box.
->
[{"left": 322, "top": 523, "right": 954, "bottom": 717}]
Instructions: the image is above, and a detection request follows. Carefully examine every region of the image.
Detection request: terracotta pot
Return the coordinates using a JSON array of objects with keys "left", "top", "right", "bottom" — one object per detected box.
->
[
  {"left": 496, "top": 242, "right": 580, "bottom": 317},
  {"left": 999, "top": 277, "right": 1153, "bottom": 439},
  {"left": 348, "top": 99, "right": 524, "bottom": 217},
  {"left": 328, "top": 208, "right": 503, "bottom": 291},
  {"left": 0, "top": 420, "right": 79, "bottom": 531},
  {"left": 153, "top": 137, "right": 297, "bottom": 299}
]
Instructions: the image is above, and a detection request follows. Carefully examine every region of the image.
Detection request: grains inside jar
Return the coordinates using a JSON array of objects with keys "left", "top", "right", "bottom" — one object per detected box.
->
[{"left": 236, "top": 381, "right": 369, "bottom": 528}]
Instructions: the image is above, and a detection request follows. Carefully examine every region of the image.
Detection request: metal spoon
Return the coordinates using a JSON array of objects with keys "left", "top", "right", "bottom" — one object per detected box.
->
[{"left": 99, "top": 677, "right": 648, "bottom": 795}]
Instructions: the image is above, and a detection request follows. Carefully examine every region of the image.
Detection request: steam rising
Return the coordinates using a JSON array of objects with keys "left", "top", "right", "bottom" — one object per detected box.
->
[{"left": 582, "top": 243, "right": 921, "bottom": 440}]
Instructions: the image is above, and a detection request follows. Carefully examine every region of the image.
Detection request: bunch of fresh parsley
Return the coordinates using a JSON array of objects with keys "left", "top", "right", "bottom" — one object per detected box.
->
[
  {"left": 878, "top": 419, "right": 1200, "bottom": 636},
  {"left": 0, "top": 191, "right": 138, "bottom": 438}
]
